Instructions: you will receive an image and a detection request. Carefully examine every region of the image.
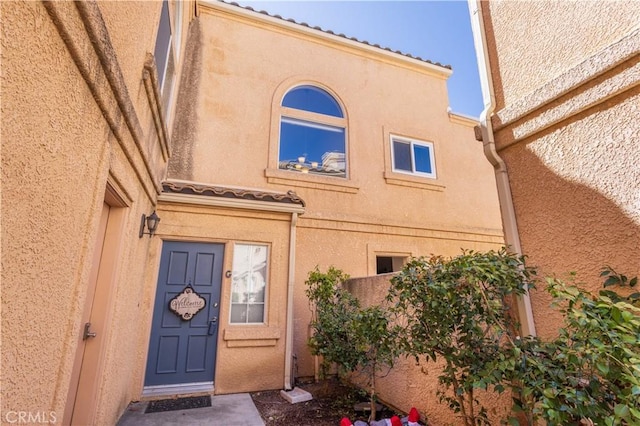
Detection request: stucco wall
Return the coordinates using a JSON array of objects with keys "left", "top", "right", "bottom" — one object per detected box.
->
[
  {"left": 173, "top": 4, "right": 501, "bottom": 232},
  {"left": 2, "top": 1, "right": 179, "bottom": 424},
  {"left": 2, "top": 2, "right": 111, "bottom": 420},
  {"left": 481, "top": 1, "right": 640, "bottom": 339},
  {"left": 486, "top": 0, "right": 640, "bottom": 109},
  {"left": 500, "top": 92, "right": 640, "bottom": 338}
]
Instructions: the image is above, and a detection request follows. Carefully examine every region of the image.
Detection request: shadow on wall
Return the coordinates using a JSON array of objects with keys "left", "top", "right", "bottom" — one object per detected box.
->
[
  {"left": 481, "top": 4, "right": 639, "bottom": 339},
  {"left": 501, "top": 135, "right": 640, "bottom": 339}
]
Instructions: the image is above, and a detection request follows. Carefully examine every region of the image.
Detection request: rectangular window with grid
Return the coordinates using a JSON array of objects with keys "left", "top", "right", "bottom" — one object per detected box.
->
[{"left": 230, "top": 243, "right": 268, "bottom": 324}]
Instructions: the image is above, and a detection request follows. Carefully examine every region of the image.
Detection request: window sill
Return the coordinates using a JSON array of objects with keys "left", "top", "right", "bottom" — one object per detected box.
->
[
  {"left": 264, "top": 168, "right": 359, "bottom": 194},
  {"left": 383, "top": 171, "right": 445, "bottom": 192},
  {"left": 223, "top": 326, "right": 281, "bottom": 348}
]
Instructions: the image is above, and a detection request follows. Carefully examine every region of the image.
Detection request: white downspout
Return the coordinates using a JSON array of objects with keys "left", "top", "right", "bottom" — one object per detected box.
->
[
  {"left": 283, "top": 212, "right": 298, "bottom": 390},
  {"left": 468, "top": 0, "right": 536, "bottom": 337}
]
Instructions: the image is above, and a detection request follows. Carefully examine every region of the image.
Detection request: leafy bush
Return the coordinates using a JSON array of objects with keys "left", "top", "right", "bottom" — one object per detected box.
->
[
  {"left": 600, "top": 266, "right": 639, "bottom": 307},
  {"left": 387, "top": 249, "right": 535, "bottom": 426},
  {"left": 306, "top": 257, "right": 640, "bottom": 426},
  {"left": 306, "top": 266, "right": 397, "bottom": 421},
  {"left": 306, "top": 266, "right": 361, "bottom": 375},
  {"left": 507, "top": 279, "right": 640, "bottom": 425}
]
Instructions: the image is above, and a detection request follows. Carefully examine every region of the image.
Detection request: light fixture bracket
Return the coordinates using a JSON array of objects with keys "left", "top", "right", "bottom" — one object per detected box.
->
[{"left": 139, "top": 210, "right": 160, "bottom": 238}]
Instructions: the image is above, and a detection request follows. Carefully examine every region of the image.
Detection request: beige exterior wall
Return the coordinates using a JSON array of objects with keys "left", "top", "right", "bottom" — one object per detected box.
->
[
  {"left": 479, "top": 1, "right": 640, "bottom": 338},
  {"left": 486, "top": 0, "right": 640, "bottom": 109},
  {"left": 1, "top": 1, "right": 190, "bottom": 424},
  {"left": 167, "top": 1, "right": 504, "bottom": 380}
]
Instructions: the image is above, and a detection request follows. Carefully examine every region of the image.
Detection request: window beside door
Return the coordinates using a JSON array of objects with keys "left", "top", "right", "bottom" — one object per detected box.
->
[{"left": 230, "top": 244, "right": 268, "bottom": 324}]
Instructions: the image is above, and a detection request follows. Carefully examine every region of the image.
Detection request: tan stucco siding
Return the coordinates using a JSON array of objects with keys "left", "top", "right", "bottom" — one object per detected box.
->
[
  {"left": 170, "top": 7, "right": 503, "bottom": 233},
  {"left": 174, "top": 8, "right": 449, "bottom": 187},
  {"left": 480, "top": 0, "right": 640, "bottom": 340},
  {"left": 2, "top": 1, "right": 176, "bottom": 424},
  {"left": 98, "top": 1, "right": 160, "bottom": 115},
  {"left": 486, "top": 0, "right": 640, "bottom": 109},
  {"left": 2, "top": 1, "right": 112, "bottom": 419},
  {"left": 500, "top": 91, "right": 640, "bottom": 339}
]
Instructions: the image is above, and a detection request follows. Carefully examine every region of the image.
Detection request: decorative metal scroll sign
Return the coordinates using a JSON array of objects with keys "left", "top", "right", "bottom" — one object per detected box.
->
[{"left": 169, "top": 286, "right": 206, "bottom": 320}]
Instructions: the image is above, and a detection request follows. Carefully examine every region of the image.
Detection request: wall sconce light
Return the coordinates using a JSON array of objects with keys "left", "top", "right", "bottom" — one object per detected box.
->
[{"left": 139, "top": 210, "right": 161, "bottom": 238}]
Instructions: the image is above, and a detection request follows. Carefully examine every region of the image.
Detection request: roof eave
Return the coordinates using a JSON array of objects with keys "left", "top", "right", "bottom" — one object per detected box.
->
[{"left": 198, "top": 0, "right": 453, "bottom": 80}]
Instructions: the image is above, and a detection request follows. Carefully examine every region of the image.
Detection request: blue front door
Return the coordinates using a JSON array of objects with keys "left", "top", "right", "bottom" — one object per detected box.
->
[{"left": 145, "top": 241, "right": 224, "bottom": 387}]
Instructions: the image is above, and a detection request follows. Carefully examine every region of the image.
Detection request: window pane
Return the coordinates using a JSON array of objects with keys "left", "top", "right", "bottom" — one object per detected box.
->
[
  {"left": 161, "top": 46, "right": 175, "bottom": 109},
  {"left": 413, "top": 144, "right": 432, "bottom": 174},
  {"left": 230, "top": 304, "right": 247, "bottom": 323},
  {"left": 393, "top": 141, "right": 412, "bottom": 172},
  {"left": 247, "top": 305, "right": 265, "bottom": 323},
  {"left": 279, "top": 118, "right": 346, "bottom": 177},
  {"left": 282, "top": 86, "right": 343, "bottom": 117},
  {"left": 153, "top": 0, "right": 172, "bottom": 87}
]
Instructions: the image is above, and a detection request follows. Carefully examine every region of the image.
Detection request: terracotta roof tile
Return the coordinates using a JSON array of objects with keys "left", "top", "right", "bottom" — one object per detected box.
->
[{"left": 162, "top": 181, "right": 306, "bottom": 207}]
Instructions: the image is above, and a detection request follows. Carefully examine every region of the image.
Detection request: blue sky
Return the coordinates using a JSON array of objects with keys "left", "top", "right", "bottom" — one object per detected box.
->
[{"left": 237, "top": 0, "right": 483, "bottom": 118}]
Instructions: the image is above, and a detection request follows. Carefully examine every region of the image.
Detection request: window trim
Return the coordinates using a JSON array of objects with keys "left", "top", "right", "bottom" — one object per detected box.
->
[{"left": 390, "top": 135, "right": 437, "bottom": 179}]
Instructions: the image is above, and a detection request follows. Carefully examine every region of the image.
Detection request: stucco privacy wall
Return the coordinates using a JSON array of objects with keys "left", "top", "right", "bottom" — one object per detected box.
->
[
  {"left": 169, "top": 2, "right": 506, "bottom": 379},
  {"left": 2, "top": 1, "right": 188, "bottom": 424},
  {"left": 345, "top": 275, "right": 511, "bottom": 425},
  {"left": 480, "top": 1, "right": 640, "bottom": 339}
]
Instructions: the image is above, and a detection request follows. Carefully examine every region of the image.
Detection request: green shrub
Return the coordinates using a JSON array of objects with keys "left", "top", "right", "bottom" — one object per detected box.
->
[
  {"left": 387, "top": 249, "right": 535, "bottom": 426},
  {"left": 307, "top": 257, "right": 640, "bottom": 426},
  {"left": 306, "top": 266, "right": 398, "bottom": 421},
  {"left": 507, "top": 279, "right": 640, "bottom": 425}
]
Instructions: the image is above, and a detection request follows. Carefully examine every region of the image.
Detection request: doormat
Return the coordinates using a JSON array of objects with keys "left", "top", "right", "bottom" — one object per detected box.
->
[{"left": 145, "top": 395, "right": 212, "bottom": 413}]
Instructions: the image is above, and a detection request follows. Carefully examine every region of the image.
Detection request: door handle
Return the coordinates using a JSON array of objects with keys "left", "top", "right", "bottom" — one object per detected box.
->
[
  {"left": 207, "top": 317, "right": 218, "bottom": 335},
  {"left": 83, "top": 322, "right": 97, "bottom": 340}
]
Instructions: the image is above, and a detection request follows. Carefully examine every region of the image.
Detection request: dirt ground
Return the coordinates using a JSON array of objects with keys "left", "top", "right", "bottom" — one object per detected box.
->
[{"left": 250, "top": 379, "right": 400, "bottom": 426}]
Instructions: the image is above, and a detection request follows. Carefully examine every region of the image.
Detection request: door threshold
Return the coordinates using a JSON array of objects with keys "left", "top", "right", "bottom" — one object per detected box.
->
[{"left": 142, "top": 382, "right": 214, "bottom": 398}]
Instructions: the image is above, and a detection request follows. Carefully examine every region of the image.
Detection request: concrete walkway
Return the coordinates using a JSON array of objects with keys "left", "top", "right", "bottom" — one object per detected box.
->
[{"left": 117, "top": 393, "right": 265, "bottom": 426}]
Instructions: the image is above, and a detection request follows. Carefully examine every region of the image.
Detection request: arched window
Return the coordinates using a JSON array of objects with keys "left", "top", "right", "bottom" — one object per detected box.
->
[{"left": 278, "top": 86, "right": 347, "bottom": 178}]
